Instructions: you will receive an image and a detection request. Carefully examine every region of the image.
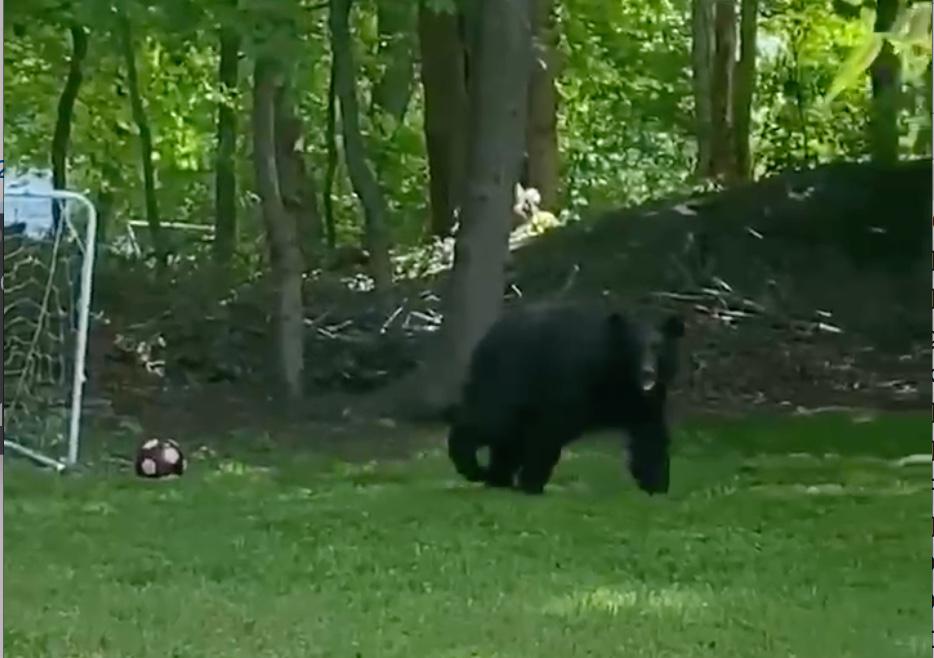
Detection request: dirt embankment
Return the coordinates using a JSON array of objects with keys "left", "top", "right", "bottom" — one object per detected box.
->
[{"left": 87, "top": 159, "right": 931, "bottom": 437}]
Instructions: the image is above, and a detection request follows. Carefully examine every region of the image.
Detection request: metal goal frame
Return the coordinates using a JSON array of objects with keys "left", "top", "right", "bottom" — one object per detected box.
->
[{"left": 4, "top": 188, "right": 98, "bottom": 471}]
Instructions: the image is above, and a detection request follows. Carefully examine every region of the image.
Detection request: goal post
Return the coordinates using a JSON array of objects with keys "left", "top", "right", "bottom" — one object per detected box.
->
[{"left": 4, "top": 187, "right": 98, "bottom": 471}]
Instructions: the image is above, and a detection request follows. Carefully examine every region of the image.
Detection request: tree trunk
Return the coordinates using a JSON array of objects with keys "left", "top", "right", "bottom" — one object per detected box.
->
[
  {"left": 709, "top": 0, "right": 738, "bottom": 181},
  {"left": 214, "top": 24, "right": 240, "bottom": 266},
  {"left": 732, "top": 0, "right": 758, "bottom": 180},
  {"left": 329, "top": 0, "right": 394, "bottom": 297},
  {"left": 322, "top": 60, "right": 338, "bottom": 250},
  {"left": 117, "top": 8, "right": 166, "bottom": 264},
  {"left": 51, "top": 22, "right": 87, "bottom": 221},
  {"left": 95, "top": 187, "right": 114, "bottom": 247},
  {"left": 914, "top": 61, "right": 932, "bottom": 155},
  {"left": 869, "top": 0, "right": 901, "bottom": 164},
  {"left": 275, "top": 78, "right": 323, "bottom": 265},
  {"left": 373, "top": 0, "right": 417, "bottom": 123},
  {"left": 526, "top": 0, "right": 560, "bottom": 210},
  {"left": 252, "top": 57, "right": 306, "bottom": 401},
  {"left": 418, "top": 1, "right": 469, "bottom": 238},
  {"left": 691, "top": 0, "right": 715, "bottom": 177},
  {"left": 401, "top": 0, "right": 533, "bottom": 414}
]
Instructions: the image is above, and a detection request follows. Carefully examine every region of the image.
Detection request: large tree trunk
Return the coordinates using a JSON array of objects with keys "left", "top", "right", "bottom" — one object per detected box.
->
[
  {"left": 51, "top": 23, "right": 87, "bottom": 202},
  {"left": 373, "top": 0, "right": 417, "bottom": 123},
  {"left": 214, "top": 24, "right": 240, "bottom": 266},
  {"left": 117, "top": 8, "right": 165, "bottom": 264},
  {"left": 329, "top": 0, "right": 394, "bottom": 297},
  {"left": 868, "top": 0, "right": 901, "bottom": 164},
  {"left": 709, "top": 0, "right": 738, "bottom": 181},
  {"left": 732, "top": 0, "right": 758, "bottom": 180},
  {"left": 526, "top": 0, "right": 560, "bottom": 210},
  {"left": 252, "top": 57, "right": 306, "bottom": 401},
  {"left": 275, "top": 78, "right": 324, "bottom": 264},
  {"left": 400, "top": 0, "right": 533, "bottom": 415},
  {"left": 418, "top": 1, "right": 469, "bottom": 238},
  {"left": 691, "top": 0, "right": 715, "bottom": 177}
]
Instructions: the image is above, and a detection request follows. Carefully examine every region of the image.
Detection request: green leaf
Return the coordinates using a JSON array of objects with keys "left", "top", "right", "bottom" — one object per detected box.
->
[{"left": 823, "top": 33, "right": 883, "bottom": 104}]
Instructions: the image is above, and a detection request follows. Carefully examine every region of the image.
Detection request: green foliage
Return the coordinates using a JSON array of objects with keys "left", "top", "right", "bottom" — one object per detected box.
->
[
  {"left": 754, "top": 0, "right": 873, "bottom": 172},
  {"left": 5, "top": 0, "right": 930, "bottom": 273},
  {"left": 558, "top": 0, "right": 695, "bottom": 214},
  {"left": 825, "top": 1, "right": 933, "bottom": 103}
]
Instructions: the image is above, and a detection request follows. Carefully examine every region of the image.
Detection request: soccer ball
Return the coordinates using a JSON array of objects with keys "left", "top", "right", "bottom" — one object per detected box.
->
[{"left": 134, "top": 438, "right": 186, "bottom": 479}]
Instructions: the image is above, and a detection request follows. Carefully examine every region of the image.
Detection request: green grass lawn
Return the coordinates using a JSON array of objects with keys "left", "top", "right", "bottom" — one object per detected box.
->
[{"left": 4, "top": 411, "right": 929, "bottom": 658}]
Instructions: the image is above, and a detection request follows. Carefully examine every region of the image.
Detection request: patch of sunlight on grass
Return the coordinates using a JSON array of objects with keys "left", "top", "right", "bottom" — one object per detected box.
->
[
  {"left": 748, "top": 481, "right": 925, "bottom": 497},
  {"left": 207, "top": 460, "right": 273, "bottom": 479},
  {"left": 541, "top": 584, "right": 714, "bottom": 618}
]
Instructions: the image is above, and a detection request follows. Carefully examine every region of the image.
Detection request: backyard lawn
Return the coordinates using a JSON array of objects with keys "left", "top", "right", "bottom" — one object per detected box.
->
[{"left": 4, "top": 411, "right": 928, "bottom": 658}]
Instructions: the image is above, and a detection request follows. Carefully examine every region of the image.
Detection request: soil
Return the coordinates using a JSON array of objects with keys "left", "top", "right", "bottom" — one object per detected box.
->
[{"left": 71, "top": 160, "right": 930, "bottom": 456}]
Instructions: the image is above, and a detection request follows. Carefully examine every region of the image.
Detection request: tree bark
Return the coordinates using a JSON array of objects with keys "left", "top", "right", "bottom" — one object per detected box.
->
[
  {"left": 915, "top": 61, "right": 932, "bottom": 155},
  {"left": 322, "top": 60, "right": 338, "bottom": 250},
  {"left": 732, "top": 0, "right": 758, "bottom": 179},
  {"left": 51, "top": 24, "right": 87, "bottom": 194},
  {"left": 402, "top": 0, "right": 533, "bottom": 414},
  {"left": 275, "top": 78, "right": 323, "bottom": 264},
  {"left": 691, "top": 0, "right": 716, "bottom": 178},
  {"left": 709, "top": 0, "right": 738, "bottom": 181},
  {"left": 418, "top": 1, "right": 469, "bottom": 238},
  {"left": 869, "top": 0, "right": 901, "bottom": 164},
  {"left": 117, "top": 7, "right": 166, "bottom": 264},
  {"left": 329, "top": 0, "right": 394, "bottom": 297},
  {"left": 252, "top": 57, "right": 306, "bottom": 401},
  {"left": 214, "top": 24, "right": 240, "bottom": 266},
  {"left": 373, "top": 0, "right": 417, "bottom": 123},
  {"left": 526, "top": 0, "right": 560, "bottom": 210}
]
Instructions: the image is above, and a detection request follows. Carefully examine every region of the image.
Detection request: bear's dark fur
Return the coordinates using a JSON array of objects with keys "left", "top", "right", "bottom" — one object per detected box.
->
[{"left": 446, "top": 302, "right": 684, "bottom": 495}]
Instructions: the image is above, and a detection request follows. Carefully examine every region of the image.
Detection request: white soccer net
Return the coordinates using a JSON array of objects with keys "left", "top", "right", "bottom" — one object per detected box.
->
[{"left": 3, "top": 185, "right": 98, "bottom": 471}]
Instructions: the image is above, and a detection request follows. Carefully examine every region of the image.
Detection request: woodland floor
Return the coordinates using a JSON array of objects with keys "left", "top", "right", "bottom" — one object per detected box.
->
[
  {"left": 4, "top": 411, "right": 929, "bottom": 658},
  {"left": 67, "top": 161, "right": 928, "bottom": 449}
]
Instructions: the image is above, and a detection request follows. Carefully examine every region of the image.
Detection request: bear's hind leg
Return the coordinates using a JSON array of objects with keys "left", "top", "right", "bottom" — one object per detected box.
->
[{"left": 486, "top": 442, "right": 522, "bottom": 488}]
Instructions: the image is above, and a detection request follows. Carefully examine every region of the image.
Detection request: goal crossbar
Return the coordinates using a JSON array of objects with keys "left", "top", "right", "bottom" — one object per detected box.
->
[{"left": 4, "top": 188, "right": 98, "bottom": 471}]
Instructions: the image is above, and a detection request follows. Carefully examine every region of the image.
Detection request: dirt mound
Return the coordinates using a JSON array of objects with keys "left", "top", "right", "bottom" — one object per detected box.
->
[
  {"left": 86, "top": 159, "right": 930, "bottom": 436},
  {"left": 513, "top": 159, "right": 930, "bottom": 345}
]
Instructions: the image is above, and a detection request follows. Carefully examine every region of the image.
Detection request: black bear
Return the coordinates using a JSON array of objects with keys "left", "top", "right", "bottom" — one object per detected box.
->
[{"left": 446, "top": 302, "right": 685, "bottom": 495}]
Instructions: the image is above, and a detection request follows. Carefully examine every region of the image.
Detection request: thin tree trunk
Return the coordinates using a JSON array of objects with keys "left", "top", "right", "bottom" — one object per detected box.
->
[
  {"left": 373, "top": 0, "right": 417, "bottom": 123},
  {"left": 526, "top": 0, "right": 560, "bottom": 209},
  {"left": 95, "top": 187, "right": 114, "bottom": 247},
  {"left": 401, "top": 0, "right": 533, "bottom": 414},
  {"left": 789, "top": 43, "right": 811, "bottom": 164},
  {"left": 214, "top": 24, "right": 240, "bottom": 266},
  {"left": 691, "top": 0, "right": 715, "bottom": 177},
  {"left": 915, "top": 61, "right": 932, "bottom": 155},
  {"left": 253, "top": 56, "right": 305, "bottom": 401},
  {"left": 329, "top": 0, "right": 393, "bottom": 297},
  {"left": 117, "top": 8, "right": 165, "bottom": 264},
  {"left": 709, "top": 0, "right": 738, "bottom": 181},
  {"left": 322, "top": 60, "right": 338, "bottom": 250},
  {"left": 869, "top": 0, "right": 901, "bottom": 164},
  {"left": 51, "top": 23, "right": 87, "bottom": 212},
  {"left": 418, "top": 1, "right": 469, "bottom": 237},
  {"left": 275, "top": 78, "right": 323, "bottom": 265},
  {"left": 732, "top": 0, "right": 758, "bottom": 179},
  {"left": 95, "top": 159, "right": 121, "bottom": 247}
]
